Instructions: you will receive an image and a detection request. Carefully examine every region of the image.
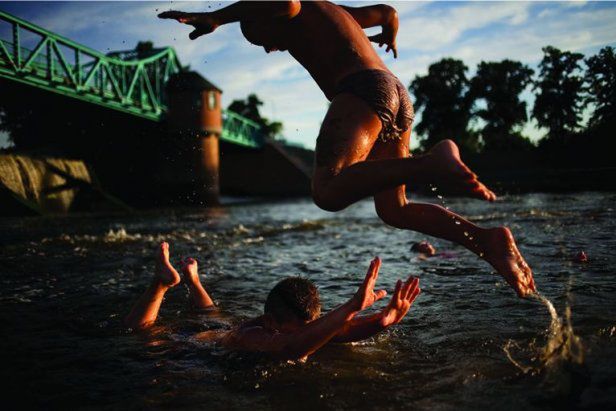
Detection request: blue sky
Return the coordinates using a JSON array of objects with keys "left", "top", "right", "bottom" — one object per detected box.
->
[{"left": 1, "top": 1, "right": 616, "bottom": 149}]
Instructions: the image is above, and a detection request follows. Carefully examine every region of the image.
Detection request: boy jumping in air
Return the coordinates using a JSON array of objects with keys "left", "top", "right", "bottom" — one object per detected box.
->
[{"left": 159, "top": 1, "right": 536, "bottom": 297}]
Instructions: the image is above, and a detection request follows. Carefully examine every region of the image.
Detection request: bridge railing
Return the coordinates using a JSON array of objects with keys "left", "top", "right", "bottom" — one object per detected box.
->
[
  {"left": 0, "top": 10, "right": 265, "bottom": 148},
  {"left": 0, "top": 10, "right": 182, "bottom": 120},
  {"left": 221, "top": 110, "right": 264, "bottom": 148}
]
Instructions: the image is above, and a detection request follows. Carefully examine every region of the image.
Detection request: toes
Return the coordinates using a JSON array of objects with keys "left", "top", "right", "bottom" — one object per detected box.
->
[{"left": 159, "top": 242, "right": 170, "bottom": 260}]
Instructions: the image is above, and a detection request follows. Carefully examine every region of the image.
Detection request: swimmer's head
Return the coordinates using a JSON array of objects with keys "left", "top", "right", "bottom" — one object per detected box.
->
[{"left": 264, "top": 277, "right": 321, "bottom": 332}]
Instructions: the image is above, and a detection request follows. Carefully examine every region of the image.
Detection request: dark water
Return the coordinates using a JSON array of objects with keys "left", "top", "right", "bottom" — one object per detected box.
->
[{"left": 1, "top": 193, "right": 615, "bottom": 410}]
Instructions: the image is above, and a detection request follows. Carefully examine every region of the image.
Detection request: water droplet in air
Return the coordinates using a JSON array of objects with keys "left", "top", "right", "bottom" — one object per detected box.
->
[
  {"left": 463, "top": 231, "right": 469, "bottom": 237},
  {"left": 454, "top": 220, "right": 461, "bottom": 225}
]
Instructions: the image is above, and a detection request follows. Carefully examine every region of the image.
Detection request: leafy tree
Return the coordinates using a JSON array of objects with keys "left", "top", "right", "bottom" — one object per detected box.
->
[
  {"left": 409, "top": 58, "right": 478, "bottom": 152},
  {"left": 585, "top": 46, "right": 616, "bottom": 127},
  {"left": 228, "top": 93, "right": 283, "bottom": 138},
  {"left": 469, "top": 60, "right": 534, "bottom": 150},
  {"left": 135, "top": 41, "right": 154, "bottom": 55},
  {"left": 532, "top": 46, "right": 585, "bottom": 140}
]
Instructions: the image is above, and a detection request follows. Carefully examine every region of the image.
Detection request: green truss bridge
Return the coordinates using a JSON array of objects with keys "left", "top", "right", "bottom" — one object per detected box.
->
[{"left": 0, "top": 10, "right": 263, "bottom": 148}]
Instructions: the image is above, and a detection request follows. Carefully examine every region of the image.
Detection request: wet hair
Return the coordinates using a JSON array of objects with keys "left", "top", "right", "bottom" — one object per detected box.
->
[{"left": 264, "top": 277, "right": 321, "bottom": 323}]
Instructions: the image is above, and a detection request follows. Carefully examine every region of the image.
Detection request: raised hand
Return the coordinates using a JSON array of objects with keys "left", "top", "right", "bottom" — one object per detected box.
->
[
  {"left": 368, "top": 32, "right": 398, "bottom": 58},
  {"left": 158, "top": 11, "right": 219, "bottom": 40},
  {"left": 349, "top": 257, "right": 388, "bottom": 312},
  {"left": 380, "top": 276, "right": 420, "bottom": 327}
]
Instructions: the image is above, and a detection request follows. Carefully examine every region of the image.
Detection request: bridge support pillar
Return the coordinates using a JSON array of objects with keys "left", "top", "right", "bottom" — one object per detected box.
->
[
  {"left": 166, "top": 71, "right": 223, "bottom": 206},
  {"left": 197, "top": 132, "right": 220, "bottom": 206}
]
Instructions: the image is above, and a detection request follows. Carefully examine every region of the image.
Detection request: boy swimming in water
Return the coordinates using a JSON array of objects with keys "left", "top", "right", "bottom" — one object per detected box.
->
[
  {"left": 159, "top": 1, "right": 536, "bottom": 297},
  {"left": 125, "top": 243, "right": 421, "bottom": 361}
]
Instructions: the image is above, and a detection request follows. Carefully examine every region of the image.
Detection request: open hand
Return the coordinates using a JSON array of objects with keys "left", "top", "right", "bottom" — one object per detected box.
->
[
  {"left": 380, "top": 276, "right": 420, "bottom": 327},
  {"left": 349, "top": 257, "right": 388, "bottom": 312},
  {"left": 158, "top": 10, "right": 219, "bottom": 40}
]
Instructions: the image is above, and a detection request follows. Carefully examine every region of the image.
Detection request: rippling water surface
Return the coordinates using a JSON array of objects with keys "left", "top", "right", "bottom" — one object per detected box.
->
[{"left": 1, "top": 192, "right": 615, "bottom": 409}]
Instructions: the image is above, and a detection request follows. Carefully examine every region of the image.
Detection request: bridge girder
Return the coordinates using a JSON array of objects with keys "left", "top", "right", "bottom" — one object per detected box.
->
[{"left": 0, "top": 10, "right": 264, "bottom": 148}]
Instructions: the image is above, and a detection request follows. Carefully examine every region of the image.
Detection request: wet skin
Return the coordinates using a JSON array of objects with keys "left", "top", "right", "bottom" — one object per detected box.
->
[
  {"left": 158, "top": 1, "right": 536, "bottom": 297},
  {"left": 125, "top": 244, "right": 421, "bottom": 361}
]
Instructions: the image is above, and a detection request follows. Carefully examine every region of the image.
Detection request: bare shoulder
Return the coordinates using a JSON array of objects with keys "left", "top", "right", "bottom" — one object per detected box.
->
[{"left": 220, "top": 326, "right": 284, "bottom": 353}]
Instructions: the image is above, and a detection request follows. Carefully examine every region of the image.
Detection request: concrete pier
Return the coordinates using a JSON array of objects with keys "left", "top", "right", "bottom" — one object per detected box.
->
[{"left": 0, "top": 154, "right": 92, "bottom": 214}]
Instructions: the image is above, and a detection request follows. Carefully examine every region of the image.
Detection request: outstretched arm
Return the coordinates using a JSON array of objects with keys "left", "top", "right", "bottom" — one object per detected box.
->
[
  {"left": 331, "top": 276, "right": 420, "bottom": 343},
  {"left": 223, "top": 258, "right": 387, "bottom": 360},
  {"left": 341, "top": 3, "right": 399, "bottom": 58},
  {"left": 159, "top": 1, "right": 301, "bottom": 40}
]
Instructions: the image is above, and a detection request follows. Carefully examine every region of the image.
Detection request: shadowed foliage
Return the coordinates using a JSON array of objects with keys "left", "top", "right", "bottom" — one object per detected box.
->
[
  {"left": 409, "top": 58, "right": 478, "bottom": 153},
  {"left": 469, "top": 60, "right": 534, "bottom": 151},
  {"left": 227, "top": 93, "right": 283, "bottom": 139},
  {"left": 585, "top": 46, "right": 616, "bottom": 128},
  {"left": 533, "top": 46, "right": 585, "bottom": 141}
]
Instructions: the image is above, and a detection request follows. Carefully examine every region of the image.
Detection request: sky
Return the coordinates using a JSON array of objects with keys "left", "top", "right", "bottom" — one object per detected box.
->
[{"left": 1, "top": 0, "right": 616, "bottom": 149}]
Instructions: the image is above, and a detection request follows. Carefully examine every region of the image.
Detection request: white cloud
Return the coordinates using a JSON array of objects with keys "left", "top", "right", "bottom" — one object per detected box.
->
[{"left": 396, "top": 1, "right": 533, "bottom": 51}]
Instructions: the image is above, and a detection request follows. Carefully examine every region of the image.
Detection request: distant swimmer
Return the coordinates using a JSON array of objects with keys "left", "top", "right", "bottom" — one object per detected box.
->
[
  {"left": 124, "top": 242, "right": 421, "bottom": 361},
  {"left": 159, "top": 1, "right": 536, "bottom": 297},
  {"left": 411, "top": 241, "right": 436, "bottom": 257},
  {"left": 573, "top": 250, "right": 588, "bottom": 263}
]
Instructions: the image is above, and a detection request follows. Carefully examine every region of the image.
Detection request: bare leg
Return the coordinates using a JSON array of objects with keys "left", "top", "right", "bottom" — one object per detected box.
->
[
  {"left": 312, "top": 94, "right": 494, "bottom": 212},
  {"left": 180, "top": 257, "right": 215, "bottom": 309},
  {"left": 386, "top": 202, "right": 535, "bottom": 296},
  {"left": 312, "top": 94, "right": 534, "bottom": 297},
  {"left": 370, "top": 132, "right": 535, "bottom": 297},
  {"left": 124, "top": 242, "right": 181, "bottom": 330}
]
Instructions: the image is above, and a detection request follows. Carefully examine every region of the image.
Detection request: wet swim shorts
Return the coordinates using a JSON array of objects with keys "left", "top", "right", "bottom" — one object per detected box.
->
[{"left": 335, "top": 69, "right": 415, "bottom": 142}]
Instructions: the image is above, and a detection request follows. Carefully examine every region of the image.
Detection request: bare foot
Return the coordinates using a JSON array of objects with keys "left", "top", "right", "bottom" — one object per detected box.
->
[
  {"left": 155, "top": 242, "right": 181, "bottom": 288},
  {"left": 424, "top": 140, "right": 496, "bottom": 201},
  {"left": 180, "top": 257, "right": 201, "bottom": 287},
  {"left": 480, "top": 227, "right": 536, "bottom": 297}
]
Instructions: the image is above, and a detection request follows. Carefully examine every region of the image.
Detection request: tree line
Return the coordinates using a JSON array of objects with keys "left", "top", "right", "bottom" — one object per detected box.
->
[{"left": 409, "top": 45, "right": 616, "bottom": 165}]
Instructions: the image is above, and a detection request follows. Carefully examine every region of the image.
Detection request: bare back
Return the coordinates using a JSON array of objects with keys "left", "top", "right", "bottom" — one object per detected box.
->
[{"left": 240, "top": 1, "right": 389, "bottom": 100}]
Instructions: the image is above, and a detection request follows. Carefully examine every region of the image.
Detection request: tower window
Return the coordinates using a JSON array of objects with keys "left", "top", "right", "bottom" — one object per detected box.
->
[{"left": 207, "top": 91, "right": 217, "bottom": 110}]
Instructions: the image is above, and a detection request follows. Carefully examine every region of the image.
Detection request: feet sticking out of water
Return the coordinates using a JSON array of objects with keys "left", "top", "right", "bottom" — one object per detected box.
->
[
  {"left": 481, "top": 227, "right": 536, "bottom": 297},
  {"left": 180, "top": 257, "right": 200, "bottom": 287},
  {"left": 424, "top": 140, "right": 496, "bottom": 202},
  {"left": 156, "top": 242, "right": 181, "bottom": 287}
]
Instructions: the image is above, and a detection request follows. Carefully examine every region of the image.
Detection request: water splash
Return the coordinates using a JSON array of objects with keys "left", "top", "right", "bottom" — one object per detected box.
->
[{"left": 504, "top": 292, "right": 584, "bottom": 374}]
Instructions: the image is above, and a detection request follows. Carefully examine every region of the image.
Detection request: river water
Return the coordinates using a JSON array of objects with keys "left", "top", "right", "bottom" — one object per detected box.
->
[{"left": 1, "top": 192, "right": 615, "bottom": 410}]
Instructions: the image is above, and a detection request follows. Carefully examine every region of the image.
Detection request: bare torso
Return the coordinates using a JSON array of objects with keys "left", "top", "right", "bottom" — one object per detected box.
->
[{"left": 240, "top": 1, "right": 389, "bottom": 100}]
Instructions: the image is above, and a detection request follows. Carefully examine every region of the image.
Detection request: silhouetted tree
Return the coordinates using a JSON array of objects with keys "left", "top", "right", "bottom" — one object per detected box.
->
[
  {"left": 585, "top": 46, "right": 616, "bottom": 127},
  {"left": 135, "top": 41, "right": 154, "bottom": 57},
  {"left": 409, "top": 58, "right": 478, "bottom": 152},
  {"left": 533, "top": 46, "right": 585, "bottom": 140},
  {"left": 469, "top": 60, "right": 534, "bottom": 150},
  {"left": 228, "top": 93, "right": 283, "bottom": 138}
]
